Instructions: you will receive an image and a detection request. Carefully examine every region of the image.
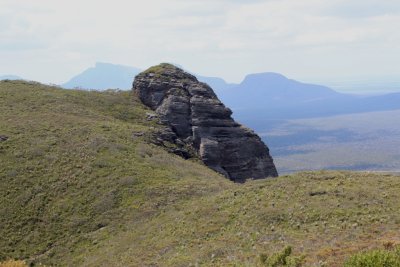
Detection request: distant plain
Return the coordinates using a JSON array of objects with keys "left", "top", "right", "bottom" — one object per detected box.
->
[{"left": 257, "top": 110, "right": 400, "bottom": 174}]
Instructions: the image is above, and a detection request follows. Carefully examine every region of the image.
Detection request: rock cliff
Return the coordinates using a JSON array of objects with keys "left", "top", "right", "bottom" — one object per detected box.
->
[{"left": 133, "top": 63, "right": 278, "bottom": 182}]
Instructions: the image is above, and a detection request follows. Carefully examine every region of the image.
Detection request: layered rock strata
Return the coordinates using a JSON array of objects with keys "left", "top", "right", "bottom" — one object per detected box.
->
[{"left": 133, "top": 64, "right": 278, "bottom": 182}]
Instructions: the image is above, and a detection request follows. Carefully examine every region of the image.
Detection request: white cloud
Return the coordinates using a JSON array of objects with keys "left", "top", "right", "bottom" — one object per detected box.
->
[{"left": 0, "top": 0, "right": 399, "bottom": 84}]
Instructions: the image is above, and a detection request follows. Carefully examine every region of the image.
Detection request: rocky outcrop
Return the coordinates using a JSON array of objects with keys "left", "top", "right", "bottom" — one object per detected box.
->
[{"left": 133, "top": 63, "right": 278, "bottom": 182}]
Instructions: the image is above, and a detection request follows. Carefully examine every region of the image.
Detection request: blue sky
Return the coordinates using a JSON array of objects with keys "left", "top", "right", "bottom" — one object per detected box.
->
[{"left": 1, "top": 0, "right": 400, "bottom": 85}]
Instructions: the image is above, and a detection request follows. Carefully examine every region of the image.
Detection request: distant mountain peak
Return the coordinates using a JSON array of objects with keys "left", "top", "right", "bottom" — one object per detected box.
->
[
  {"left": 245, "top": 72, "right": 288, "bottom": 80},
  {"left": 241, "top": 72, "right": 293, "bottom": 86},
  {"left": 62, "top": 62, "right": 141, "bottom": 90},
  {"left": 94, "top": 62, "right": 138, "bottom": 69}
]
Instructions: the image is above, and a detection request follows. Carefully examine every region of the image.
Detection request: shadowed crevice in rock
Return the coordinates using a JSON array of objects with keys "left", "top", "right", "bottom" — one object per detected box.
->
[{"left": 133, "top": 63, "right": 278, "bottom": 182}]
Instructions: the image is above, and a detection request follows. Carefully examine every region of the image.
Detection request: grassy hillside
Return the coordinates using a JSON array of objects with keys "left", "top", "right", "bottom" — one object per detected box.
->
[{"left": 1, "top": 81, "right": 400, "bottom": 266}]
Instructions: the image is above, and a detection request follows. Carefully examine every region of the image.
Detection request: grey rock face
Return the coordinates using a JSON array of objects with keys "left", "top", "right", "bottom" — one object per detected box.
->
[{"left": 133, "top": 64, "right": 278, "bottom": 182}]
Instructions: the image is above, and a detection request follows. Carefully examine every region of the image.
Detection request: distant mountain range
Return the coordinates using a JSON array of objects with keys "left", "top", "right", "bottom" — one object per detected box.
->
[
  {"left": 61, "top": 62, "right": 400, "bottom": 125},
  {"left": 62, "top": 62, "right": 236, "bottom": 91},
  {"left": 219, "top": 72, "right": 340, "bottom": 109},
  {"left": 196, "top": 75, "right": 236, "bottom": 92},
  {"left": 62, "top": 62, "right": 141, "bottom": 90},
  {"left": 219, "top": 72, "right": 400, "bottom": 124}
]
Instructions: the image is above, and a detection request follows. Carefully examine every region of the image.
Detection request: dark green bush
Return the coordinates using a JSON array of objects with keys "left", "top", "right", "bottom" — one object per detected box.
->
[
  {"left": 344, "top": 246, "right": 400, "bottom": 267},
  {"left": 259, "top": 246, "right": 304, "bottom": 267}
]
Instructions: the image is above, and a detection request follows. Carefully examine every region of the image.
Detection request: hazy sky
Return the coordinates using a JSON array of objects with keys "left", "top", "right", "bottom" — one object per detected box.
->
[{"left": 1, "top": 0, "right": 400, "bottom": 84}]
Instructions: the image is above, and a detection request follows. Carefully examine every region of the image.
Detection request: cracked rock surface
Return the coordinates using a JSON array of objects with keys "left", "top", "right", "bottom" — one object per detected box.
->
[{"left": 133, "top": 63, "right": 278, "bottom": 182}]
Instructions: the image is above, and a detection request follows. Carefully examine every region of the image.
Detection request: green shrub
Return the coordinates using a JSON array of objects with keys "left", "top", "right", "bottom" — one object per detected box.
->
[
  {"left": 259, "top": 246, "right": 304, "bottom": 267},
  {"left": 344, "top": 246, "right": 400, "bottom": 267}
]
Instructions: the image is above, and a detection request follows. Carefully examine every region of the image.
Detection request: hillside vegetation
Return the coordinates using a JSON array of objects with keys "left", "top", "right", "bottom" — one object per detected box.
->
[{"left": 1, "top": 80, "right": 400, "bottom": 266}]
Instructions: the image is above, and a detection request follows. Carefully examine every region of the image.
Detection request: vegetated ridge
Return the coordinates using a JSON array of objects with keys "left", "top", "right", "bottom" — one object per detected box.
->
[
  {"left": 0, "top": 75, "right": 23, "bottom": 81},
  {"left": 1, "top": 80, "right": 400, "bottom": 266}
]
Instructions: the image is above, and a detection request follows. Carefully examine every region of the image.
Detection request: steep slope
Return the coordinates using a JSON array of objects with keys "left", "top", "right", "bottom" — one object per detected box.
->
[
  {"left": 0, "top": 80, "right": 231, "bottom": 265},
  {"left": 62, "top": 62, "right": 141, "bottom": 90},
  {"left": 133, "top": 64, "right": 278, "bottom": 181},
  {"left": 1, "top": 81, "right": 400, "bottom": 266}
]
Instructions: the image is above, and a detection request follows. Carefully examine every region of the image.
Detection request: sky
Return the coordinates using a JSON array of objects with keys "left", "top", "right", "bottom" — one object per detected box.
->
[{"left": 1, "top": 0, "right": 400, "bottom": 85}]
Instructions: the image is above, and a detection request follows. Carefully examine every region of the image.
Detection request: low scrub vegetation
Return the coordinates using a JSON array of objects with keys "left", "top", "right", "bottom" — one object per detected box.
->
[
  {"left": 259, "top": 246, "right": 304, "bottom": 267},
  {"left": 0, "top": 260, "right": 27, "bottom": 267},
  {"left": 344, "top": 245, "right": 400, "bottom": 267},
  {"left": 1, "top": 81, "right": 400, "bottom": 266}
]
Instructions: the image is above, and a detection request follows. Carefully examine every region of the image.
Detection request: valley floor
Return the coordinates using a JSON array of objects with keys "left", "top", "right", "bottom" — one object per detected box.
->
[{"left": 258, "top": 110, "right": 400, "bottom": 174}]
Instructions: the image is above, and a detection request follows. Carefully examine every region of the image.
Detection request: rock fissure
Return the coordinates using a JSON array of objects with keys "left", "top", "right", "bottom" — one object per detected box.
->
[{"left": 133, "top": 63, "right": 278, "bottom": 182}]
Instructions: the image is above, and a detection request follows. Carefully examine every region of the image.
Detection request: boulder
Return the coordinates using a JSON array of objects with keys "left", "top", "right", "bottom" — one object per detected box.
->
[{"left": 133, "top": 63, "right": 278, "bottom": 181}]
